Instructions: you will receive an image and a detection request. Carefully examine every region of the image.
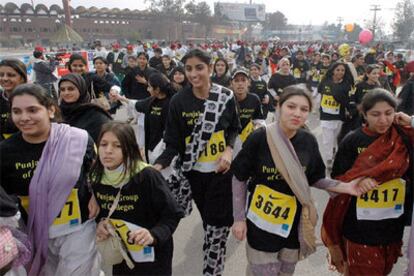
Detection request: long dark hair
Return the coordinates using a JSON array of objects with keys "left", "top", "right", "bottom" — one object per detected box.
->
[
  {"left": 361, "top": 88, "right": 397, "bottom": 114},
  {"left": 213, "top": 58, "right": 229, "bottom": 76},
  {"left": 322, "top": 62, "right": 355, "bottom": 85},
  {"left": 148, "top": 72, "right": 174, "bottom": 97},
  {"left": 0, "top": 59, "right": 28, "bottom": 83},
  {"left": 90, "top": 121, "right": 143, "bottom": 185},
  {"left": 67, "top": 54, "right": 87, "bottom": 72},
  {"left": 182, "top": 48, "right": 211, "bottom": 66},
  {"left": 10, "top": 83, "right": 61, "bottom": 122},
  {"left": 362, "top": 64, "right": 380, "bottom": 82}
]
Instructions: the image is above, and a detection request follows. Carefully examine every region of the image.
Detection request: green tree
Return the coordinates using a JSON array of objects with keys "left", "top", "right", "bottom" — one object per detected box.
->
[
  {"left": 392, "top": 0, "right": 414, "bottom": 40},
  {"left": 185, "top": 1, "right": 213, "bottom": 38},
  {"left": 145, "top": 0, "right": 185, "bottom": 17},
  {"left": 264, "top": 11, "right": 288, "bottom": 31}
]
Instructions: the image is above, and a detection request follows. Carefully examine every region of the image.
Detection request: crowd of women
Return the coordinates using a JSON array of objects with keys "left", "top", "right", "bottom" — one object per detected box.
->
[{"left": 1, "top": 40, "right": 414, "bottom": 276}]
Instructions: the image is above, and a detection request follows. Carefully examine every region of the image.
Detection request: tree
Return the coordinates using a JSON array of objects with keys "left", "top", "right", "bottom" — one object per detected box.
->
[
  {"left": 185, "top": 1, "right": 213, "bottom": 38},
  {"left": 145, "top": 0, "right": 185, "bottom": 17},
  {"left": 392, "top": 0, "right": 414, "bottom": 40},
  {"left": 264, "top": 11, "right": 288, "bottom": 31}
]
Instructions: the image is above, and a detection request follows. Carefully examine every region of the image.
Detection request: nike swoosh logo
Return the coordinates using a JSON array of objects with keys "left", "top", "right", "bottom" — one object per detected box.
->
[{"left": 269, "top": 195, "right": 282, "bottom": 200}]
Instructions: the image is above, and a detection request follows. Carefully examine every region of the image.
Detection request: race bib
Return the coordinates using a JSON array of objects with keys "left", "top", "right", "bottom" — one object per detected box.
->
[
  {"left": 190, "top": 130, "right": 226, "bottom": 173},
  {"left": 247, "top": 185, "right": 297, "bottom": 238},
  {"left": 20, "top": 189, "right": 82, "bottom": 231},
  {"left": 239, "top": 121, "right": 254, "bottom": 143},
  {"left": 293, "top": 68, "right": 301, "bottom": 79},
  {"left": 357, "top": 178, "right": 405, "bottom": 221},
  {"left": 321, "top": 94, "right": 340, "bottom": 115},
  {"left": 51, "top": 188, "right": 81, "bottom": 227},
  {"left": 110, "top": 219, "right": 155, "bottom": 263}
]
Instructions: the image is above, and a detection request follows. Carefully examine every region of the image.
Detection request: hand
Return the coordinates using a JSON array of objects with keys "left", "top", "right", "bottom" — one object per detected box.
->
[
  {"left": 216, "top": 147, "right": 232, "bottom": 174},
  {"left": 88, "top": 194, "right": 100, "bottom": 219},
  {"left": 96, "top": 220, "right": 111, "bottom": 241},
  {"left": 356, "top": 177, "right": 379, "bottom": 194},
  {"left": 135, "top": 75, "right": 147, "bottom": 84},
  {"left": 232, "top": 221, "right": 247, "bottom": 241},
  {"left": 153, "top": 164, "right": 163, "bottom": 171},
  {"left": 109, "top": 89, "right": 124, "bottom": 102},
  {"left": 128, "top": 228, "right": 154, "bottom": 246},
  {"left": 394, "top": 112, "right": 412, "bottom": 127},
  {"left": 262, "top": 95, "right": 269, "bottom": 104}
]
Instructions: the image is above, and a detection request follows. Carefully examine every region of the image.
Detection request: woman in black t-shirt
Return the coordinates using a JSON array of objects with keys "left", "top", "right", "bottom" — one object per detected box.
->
[
  {"left": 318, "top": 62, "right": 355, "bottom": 166},
  {"left": 231, "top": 85, "right": 362, "bottom": 276},
  {"left": 169, "top": 66, "right": 188, "bottom": 93},
  {"left": 324, "top": 89, "right": 414, "bottom": 275},
  {"left": 0, "top": 59, "right": 27, "bottom": 141},
  {"left": 0, "top": 84, "right": 100, "bottom": 275},
  {"left": 267, "top": 57, "right": 297, "bottom": 109},
  {"left": 354, "top": 64, "right": 382, "bottom": 106},
  {"left": 111, "top": 72, "right": 173, "bottom": 170},
  {"left": 211, "top": 58, "right": 231, "bottom": 88},
  {"left": 154, "top": 49, "right": 240, "bottom": 276},
  {"left": 93, "top": 122, "right": 183, "bottom": 276}
]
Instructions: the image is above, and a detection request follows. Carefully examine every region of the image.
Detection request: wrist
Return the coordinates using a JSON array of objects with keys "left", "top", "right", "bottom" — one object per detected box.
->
[{"left": 411, "top": 116, "right": 414, "bottom": 128}]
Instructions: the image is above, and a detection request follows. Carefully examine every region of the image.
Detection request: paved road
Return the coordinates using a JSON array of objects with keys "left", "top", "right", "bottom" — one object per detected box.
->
[{"left": 115, "top": 107, "right": 410, "bottom": 276}]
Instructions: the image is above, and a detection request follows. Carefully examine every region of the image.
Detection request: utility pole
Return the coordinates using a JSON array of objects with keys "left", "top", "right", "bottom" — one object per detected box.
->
[
  {"left": 337, "top": 17, "right": 343, "bottom": 27},
  {"left": 336, "top": 17, "right": 343, "bottom": 40},
  {"left": 370, "top": 4, "right": 381, "bottom": 40}
]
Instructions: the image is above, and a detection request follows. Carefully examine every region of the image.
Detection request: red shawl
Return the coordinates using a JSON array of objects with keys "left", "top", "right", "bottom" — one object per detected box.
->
[
  {"left": 384, "top": 60, "right": 401, "bottom": 87},
  {"left": 321, "top": 125, "right": 412, "bottom": 270}
]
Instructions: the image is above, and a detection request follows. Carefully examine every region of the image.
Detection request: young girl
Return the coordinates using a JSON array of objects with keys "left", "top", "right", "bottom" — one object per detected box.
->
[
  {"left": 0, "top": 84, "right": 100, "bottom": 275},
  {"left": 92, "top": 121, "right": 183, "bottom": 276},
  {"left": 110, "top": 72, "right": 174, "bottom": 167},
  {"left": 169, "top": 66, "right": 188, "bottom": 93},
  {"left": 154, "top": 49, "right": 240, "bottom": 275},
  {"left": 354, "top": 64, "right": 382, "bottom": 106},
  {"left": 249, "top": 63, "right": 270, "bottom": 119},
  {"left": 322, "top": 89, "right": 414, "bottom": 275},
  {"left": 268, "top": 58, "right": 297, "bottom": 109},
  {"left": 318, "top": 62, "right": 355, "bottom": 166},
  {"left": 67, "top": 54, "right": 112, "bottom": 99},
  {"left": 231, "top": 85, "right": 365, "bottom": 276},
  {"left": 0, "top": 59, "right": 27, "bottom": 141},
  {"left": 59, "top": 73, "right": 112, "bottom": 142},
  {"left": 211, "top": 58, "right": 231, "bottom": 88}
]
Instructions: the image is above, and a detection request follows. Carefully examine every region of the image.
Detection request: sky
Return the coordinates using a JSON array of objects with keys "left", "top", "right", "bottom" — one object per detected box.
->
[{"left": 5, "top": 0, "right": 399, "bottom": 33}]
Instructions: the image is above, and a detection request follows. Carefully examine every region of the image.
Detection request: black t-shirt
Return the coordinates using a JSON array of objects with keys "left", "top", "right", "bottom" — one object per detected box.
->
[
  {"left": 268, "top": 73, "right": 297, "bottom": 95},
  {"left": 332, "top": 128, "right": 410, "bottom": 246},
  {"left": 211, "top": 75, "right": 231, "bottom": 88},
  {"left": 309, "top": 62, "right": 322, "bottom": 86},
  {"left": 318, "top": 79, "right": 352, "bottom": 121},
  {"left": 249, "top": 78, "right": 268, "bottom": 101},
  {"left": 292, "top": 59, "right": 310, "bottom": 83},
  {"left": 231, "top": 127, "right": 325, "bottom": 252},
  {"left": 0, "top": 132, "right": 95, "bottom": 223},
  {"left": 155, "top": 85, "right": 241, "bottom": 169},
  {"left": 0, "top": 92, "right": 18, "bottom": 141},
  {"left": 319, "top": 64, "right": 330, "bottom": 82},
  {"left": 237, "top": 93, "right": 264, "bottom": 135},
  {"left": 354, "top": 81, "right": 380, "bottom": 105},
  {"left": 122, "top": 67, "right": 157, "bottom": 100},
  {"left": 135, "top": 96, "right": 170, "bottom": 159},
  {"left": 94, "top": 167, "right": 183, "bottom": 275}
]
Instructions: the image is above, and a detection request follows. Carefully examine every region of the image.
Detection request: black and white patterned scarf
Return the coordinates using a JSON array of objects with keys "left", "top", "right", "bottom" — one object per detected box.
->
[{"left": 167, "top": 84, "right": 233, "bottom": 215}]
